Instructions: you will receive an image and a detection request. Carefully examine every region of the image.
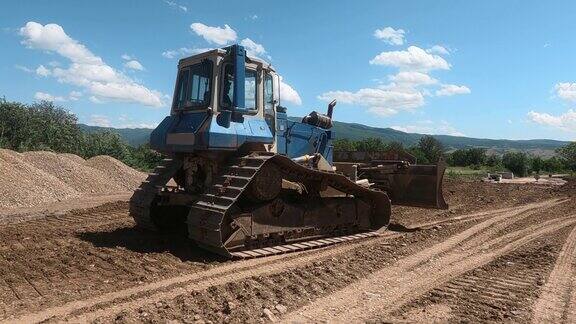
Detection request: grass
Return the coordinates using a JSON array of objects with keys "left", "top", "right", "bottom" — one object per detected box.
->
[{"left": 445, "top": 166, "right": 491, "bottom": 180}]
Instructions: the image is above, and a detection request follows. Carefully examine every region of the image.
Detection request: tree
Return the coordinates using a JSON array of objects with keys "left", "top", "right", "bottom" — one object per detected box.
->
[
  {"left": 384, "top": 141, "right": 405, "bottom": 153},
  {"left": 557, "top": 142, "right": 576, "bottom": 171},
  {"left": 485, "top": 154, "right": 501, "bottom": 168},
  {"left": 0, "top": 99, "right": 163, "bottom": 172},
  {"left": 542, "top": 156, "right": 565, "bottom": 173},
  {"left": 530, "top": 156, "right": 544, "bottom": 174},
  {"left": 333, "top": 138, "right": 357, "bottom": 151},
  {"left": 82, "top": 131, "right": 131, "bottom": 161},
  {"left": 407, "top": 147, "right": 430, "bottom": 164},
  {"left": 466, "top": 148, "right": 487, "bottom": 166},
  {"left": 447, "top": 148, "right": 486, "bottom": 167},
  {"left": 417, "top": 135, "right": 444, "bottom": 163},
  {"left": 127, "top": 144, "right": 163, "bottom": 171},
  {"left": 502, "top": 151, "right": 529, "bottom": 177},
  {"left": 448, "top": 149, "right": 467, "bottom": 166},
  {"left": 355, "top": 137, "right": 387, "bottom": 152}
]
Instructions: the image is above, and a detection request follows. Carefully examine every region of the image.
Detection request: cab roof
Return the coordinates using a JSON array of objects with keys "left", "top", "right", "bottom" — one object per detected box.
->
[{"left": 177, "top": 48, "right": 275, "bottom": 72}]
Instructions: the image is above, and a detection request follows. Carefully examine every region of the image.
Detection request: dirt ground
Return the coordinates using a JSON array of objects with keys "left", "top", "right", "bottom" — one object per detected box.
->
[{"left": 0, "top": 177, "right": 575, "bottom": 323}]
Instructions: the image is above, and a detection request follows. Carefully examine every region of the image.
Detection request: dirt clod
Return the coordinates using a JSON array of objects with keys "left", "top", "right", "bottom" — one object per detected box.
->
[{"left": 262, "top": 308, "right": 277, "bottom": 322}]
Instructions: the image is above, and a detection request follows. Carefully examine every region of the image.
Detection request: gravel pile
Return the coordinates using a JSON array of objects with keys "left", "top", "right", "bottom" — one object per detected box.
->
[
  {"left": 22, "top": 151, "right": 127, "bottom": 194},
  {"left": 0, "top": 150, "right": 81, "bottom": 208},
  {"left": 85, "top": 155, "right": 146, "bottom": 191},
  {"left": 60, "top": 153, "right": 86, "bottom": 164},
  {"left": 0, "top": 149, "right": 146, "bottom": 209}
]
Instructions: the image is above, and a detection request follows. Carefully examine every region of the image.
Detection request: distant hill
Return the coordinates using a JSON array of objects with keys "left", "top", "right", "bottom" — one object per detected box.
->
[
  {"left": 79, "top": 120, "right": 570, "bottom": 156},
  {"left": 79, "top": 124, "right": 152, "bottom": 147},
  {"left": 329, "top": 121, "right": 569, "bottom": 156}
]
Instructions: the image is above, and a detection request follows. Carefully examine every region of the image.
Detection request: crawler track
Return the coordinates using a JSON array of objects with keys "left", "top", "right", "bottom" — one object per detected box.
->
[{"left": 131, "top": 153, "right": 391, "bottom": 257}]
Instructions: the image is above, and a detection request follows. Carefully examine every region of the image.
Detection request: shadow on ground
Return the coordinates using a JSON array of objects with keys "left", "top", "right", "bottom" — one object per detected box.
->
[
  {"left": 388, "top": 222, "right": 422, "bottom": 233},
  {"left": 77, "top": 226, "right": 226, "bottom": 263}
]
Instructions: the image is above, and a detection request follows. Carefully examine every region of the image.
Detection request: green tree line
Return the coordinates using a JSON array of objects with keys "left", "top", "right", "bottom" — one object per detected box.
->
[
  {"left": 333, "top": 136, "right": 444, "bottom": 164},
  {"left": 0, "top": 99, "right": 162, "bottom": 171},
  {"left": 334, "top": 136, "right": 576, "bottom": 177}
]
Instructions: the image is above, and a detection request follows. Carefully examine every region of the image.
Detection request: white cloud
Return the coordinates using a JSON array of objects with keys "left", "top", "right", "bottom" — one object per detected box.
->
[
  {"left": 249, "top": 14, "right": 258, "bottom": 20},
  {"left": 391, "top": 120, "right": 465, "bottom": 136},
  {"left": 88, "top": 114, "right": 111, "bottom": 127},
  {"left": 279, "top": 78, "right": 302, "bottom": 106},
  {"left": 555, "top": 83, "right": 576, "bottom": 102},
  {"left": 319, "top": 71, "right": 441, "bottom": 116},
  {"left": 528, "top": 110, "right": 576, "bottom": 132},
  {"left": 87, "top": 114, "right": 157, "bottom": 129},
  {"left": 69, "top": 91, "right": 82, "bottom": 100},
  {"left": 370, "top": 46, "right": 451, "bottom": 71},
  {"left": 426, "top": 45, "right": 449, "bottom": 55},
  {"left": 19, "top": 21, "right": 165, "bottom": 107},
  {"left": 161, "top": 47, "right": 213, "bottom": 59},
  {"left": 319, "top": 30, "right": 467, "bottom": 117},
  {"left": 388, "top": 71, "right": 437, "bottom": 86},
  {"left": 374, "top": 27, "right": 405, "bottom": 46},
  {"left": 15, "top": 64, "right": 34, "bottom": 73},
  {"left": 240, "top": 38, "right": 269, "bottom": 60},
  {"left": 164, "top": 0, "right": 187, "bottom": 12},
  {"left": 435, "top": 84, "right": 471, "bottom": 96},
  {"left": 35, "top": 64, "right": 51, "bottom": 76},
  {"left": 34, "top": 90, "right": 82, "bottom": 102},
  {"left": 190, "top": 23, "right": 237, "bottom": 45},
  {"left": 118, "top": 122, "right": 157, "bottom": 129},
  {"left": 124, "top": 60, "right": 144, "bottom": 71},
  {"left": 121, "top": 54, "right": 132, "bottom": 60},
  {"left": 34, "top": 91, "right": 66, "bottom": 102},
  {"left": 20, "top": 22, "right": 102, "bottom": 65},
  {"left": 89, "top": 96, "right": 104, "bottom": 104},
  {"left": 318, "top": 86, "right": 425, "bottom": 117}
]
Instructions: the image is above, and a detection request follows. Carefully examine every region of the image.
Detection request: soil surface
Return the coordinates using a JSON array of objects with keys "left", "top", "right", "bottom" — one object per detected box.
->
[{"left": 0, "top": 177, "right": 574, "bottom": 323}]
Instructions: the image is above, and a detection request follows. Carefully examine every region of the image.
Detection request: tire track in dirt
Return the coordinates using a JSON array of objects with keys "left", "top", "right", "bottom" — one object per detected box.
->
[
  {"left": 283, "top": 199, "right": 572, "bottom": 323},
  {"left": 3, "top": 200, "right": 558, "bottom": 323},
  {"left": 21, "top": 200, "right": 563, "bottom": 321},
  {"left": 532, "top": 223, "right": 576, "bottom": 323},
  {"left": 391, "top": 230, "right": 567, "bottom": 323}
]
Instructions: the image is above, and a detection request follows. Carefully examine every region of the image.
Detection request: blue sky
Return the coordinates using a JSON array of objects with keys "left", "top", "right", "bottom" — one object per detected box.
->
[{"left": 1, "top": 0, "right": 576, "bottom": 140}]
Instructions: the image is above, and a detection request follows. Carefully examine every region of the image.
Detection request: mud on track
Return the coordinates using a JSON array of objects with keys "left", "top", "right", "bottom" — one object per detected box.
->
[{"left": 0, "top": 180, "right": 574, "bottom": 323}]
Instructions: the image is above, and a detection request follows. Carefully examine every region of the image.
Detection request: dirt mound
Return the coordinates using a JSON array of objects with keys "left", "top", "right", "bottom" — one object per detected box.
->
[
  {"left": 0, "top": 149, "right": 80, "bottom": 208},
  {"left": 21, "top": 151, "right": 126, "bottom": 194},
  {"left": 0, "top": 149, "right": 146, "bottom": 210},
  {"left": 60, "top": 153, "right": 86, "bottom": 164},
  {"left": 85, "top": 155, "right": 146, "bottom": 191}
]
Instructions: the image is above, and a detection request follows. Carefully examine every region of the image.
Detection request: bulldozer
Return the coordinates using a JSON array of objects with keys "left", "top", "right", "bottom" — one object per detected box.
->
[{"left": 130, "top": 44, "right": 447, "bottom": 258}]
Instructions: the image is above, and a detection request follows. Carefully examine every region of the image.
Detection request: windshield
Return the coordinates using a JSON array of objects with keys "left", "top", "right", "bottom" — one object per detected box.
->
[
  {"left": 221, "top": 65, "right": 257, "bottom": 111},
  {"left": 173, "top": 60, "right": 213, "bottom": 110}
]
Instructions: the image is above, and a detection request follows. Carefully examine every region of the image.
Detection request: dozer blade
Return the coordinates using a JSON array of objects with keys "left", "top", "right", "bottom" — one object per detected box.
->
[{"left": 362, "top": 160, "right": 448, "bottom": 210}]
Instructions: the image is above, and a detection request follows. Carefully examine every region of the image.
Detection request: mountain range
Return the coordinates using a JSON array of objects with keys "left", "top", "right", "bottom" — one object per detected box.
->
[{"left": 79, "top": 119, "right": 570, "bottom": 156}]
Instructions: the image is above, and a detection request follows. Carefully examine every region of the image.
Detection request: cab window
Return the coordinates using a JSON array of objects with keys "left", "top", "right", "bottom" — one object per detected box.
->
[
  {"left": 174, "top": 60, "right": 213, "bottom": 110},
  {"left": 221, "top": 65, "right": 257, "bottom": 111},
  {"left": 264, "top": 73, "right": 275, "bottom": 132}
]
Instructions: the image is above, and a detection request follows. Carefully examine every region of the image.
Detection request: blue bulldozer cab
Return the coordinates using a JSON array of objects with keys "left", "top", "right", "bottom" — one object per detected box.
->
[{"left": 150, "top": 44, "right": 336, "bottom": 163}]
